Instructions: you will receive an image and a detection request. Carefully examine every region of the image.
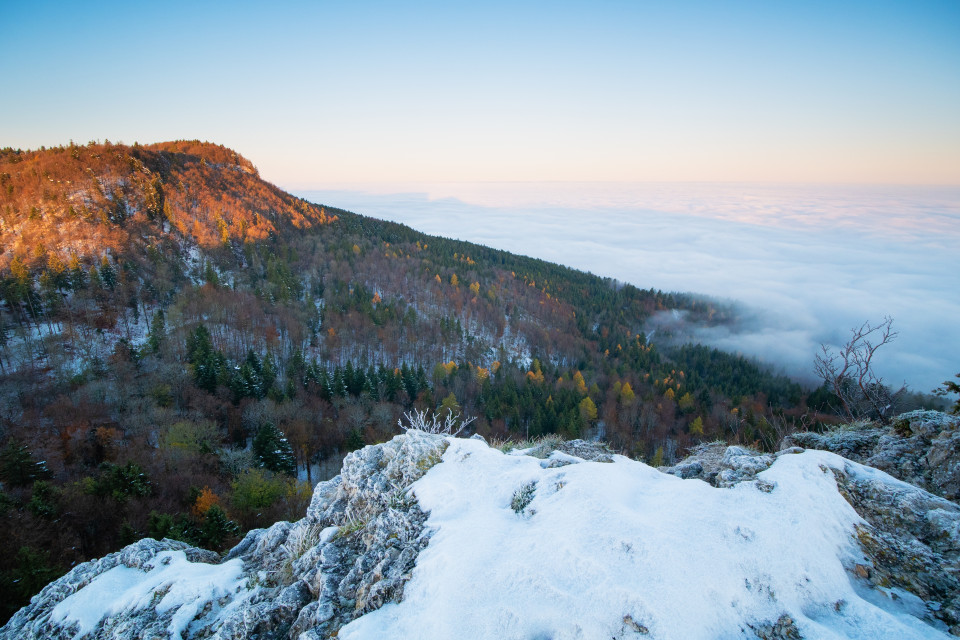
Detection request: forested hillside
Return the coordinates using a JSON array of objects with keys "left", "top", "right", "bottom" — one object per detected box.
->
[{"left": 0, "top": 141, "right": 812, "bottom": 621}]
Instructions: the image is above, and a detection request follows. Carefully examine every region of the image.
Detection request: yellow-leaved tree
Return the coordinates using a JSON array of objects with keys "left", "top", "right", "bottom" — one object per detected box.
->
[
  {"left": 573, "top": 371, "right": 587, "bottom": 395},
  {"left": 579, "top": 397, "right": 598, "bottom": 422},
  {"left": 689, "top": 416, "right": 704, "bottom": 437}
]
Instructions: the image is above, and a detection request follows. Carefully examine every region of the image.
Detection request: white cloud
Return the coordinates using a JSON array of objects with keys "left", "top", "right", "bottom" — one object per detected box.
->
[{"left": 295, "top": 183, "right": 960, "bottom": 391}]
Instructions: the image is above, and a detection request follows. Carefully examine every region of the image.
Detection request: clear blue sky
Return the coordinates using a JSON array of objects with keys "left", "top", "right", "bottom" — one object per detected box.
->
[{"left": 2, "top": 0, "right": 958, "bottom": 186}]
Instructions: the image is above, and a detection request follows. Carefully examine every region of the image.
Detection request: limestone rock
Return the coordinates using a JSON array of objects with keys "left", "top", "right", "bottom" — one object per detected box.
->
[
  {"left": 661, "top": 442, "right": 775, "bottom": 488},
  {"left": 785, "top": 410, "right": 960, "bottom": 501},
  {"left": 554, "top": 439, "right": 615, "bottom": 463},
  {"left": 663, "top": 416, "right": 960, "bottom": 633},
  {"left": 0, "top": 430, "right": 449, "bottom": 640},
  {"left": 830, "top": 458, "right": 960, "bottom": 632}
]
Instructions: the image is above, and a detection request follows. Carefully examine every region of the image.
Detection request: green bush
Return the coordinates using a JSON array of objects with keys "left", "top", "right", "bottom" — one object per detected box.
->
[{"left": 231, "top": 468, "right": 287, "bottom": 516}]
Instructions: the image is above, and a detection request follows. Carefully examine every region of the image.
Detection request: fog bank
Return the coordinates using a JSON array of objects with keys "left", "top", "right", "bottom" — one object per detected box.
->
[{"left": 296, "top": 183, "right": 960, "bottom": 392}]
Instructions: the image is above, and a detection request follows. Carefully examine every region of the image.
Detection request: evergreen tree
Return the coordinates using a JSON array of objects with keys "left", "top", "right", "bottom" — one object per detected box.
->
[
  {"left": 27, "top": 480, "right": 59, "bottom": 519},
  {"left": 186, "top": 325, "right": 226, "bottom": 393},
  {"left": 0, "top": 546, "right": 64, "bottom": 622},
  {"left": 99, "top": 257, "right": 117, "bottom": 290},
  {"left": 91, "top": 462, "right": 152, "bottom": 503},
  {"left": 67, "top": 255, "right": 87, "bottom": 290},
  {"left": 331, "top": 366, "right": 347, "bottom": 397},
  {"left": 252, "top": 422, "right": 296, "bottom": 476},
  {"left": 232, "top": 350, "right": 265, "bottom": 400},
  {"left": 262, "top": 354, "right": 278, "bottom": 398},
  {"left": 364, "top": 365, "right": 378, "bottom": 400},
  {"left": 344, "top": 360, "right": 358, "bottom": 395},
  {"left": 0, "top": 440, "right": 50, "bottom": 487},
  {"left": 384, "top": 367, "right": 401, "bottom": 402},
  {"left": 147, "top": 309, "right": 165, "bottom": 353},
  {"left": 345, "top": 429, "right": 365, "bottom": 451},
  {"left": 935, "top": 373, "right": 960, "bottom": 415},
  {"left": 198, "top": 505, "right": 239, "bottom": 550}
]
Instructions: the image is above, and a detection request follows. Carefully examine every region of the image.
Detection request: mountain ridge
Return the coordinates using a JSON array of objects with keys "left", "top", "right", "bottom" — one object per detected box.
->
[
  {"left": 0, "top": 140, "right": 336, "bottom": 273},
  {"left": 0, "top": 140, "right": 896, "bottom": 624}
]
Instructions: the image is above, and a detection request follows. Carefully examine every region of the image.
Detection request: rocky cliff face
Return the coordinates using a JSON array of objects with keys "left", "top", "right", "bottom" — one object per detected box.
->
[
  {"left": 3, "top": 415, "right": 960, "bottom": 639},
  {"left": 664, "top": 410, "right": 960, "bottom": 634},
  {"left": 784, "top": 410, "right": 960, "bottom": 501},
  {"left": 0, "top": 430, "right": 448, "bottom": 640}
]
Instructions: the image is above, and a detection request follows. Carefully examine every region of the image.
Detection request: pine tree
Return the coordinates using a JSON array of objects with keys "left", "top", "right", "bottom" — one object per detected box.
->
[
  {"left": 67, "top": 255, "right": 87, "bottom": 291},
  {"left": 0, "top": 440, "right": 50, "bottom": 487},
  {"left": 198, "top": 505, "right": 239, "bottom": 550},
  {"left": 935, "top": 373, "right": 960, "bottom": 415},
  {"left": 147, "top": 309, "right": 165, "bottom": 353},
  {"left": 99, "top": 257, "right": 117, "bottom": 290},
  {"left": 186, "top": 325, "right": 226, "bottom": 393},
  {"left": 252, "top": 422, "right": 296, "bottom": 476},
  {"left": 345, "top": 429, "right": 365, "bottom": 451}
]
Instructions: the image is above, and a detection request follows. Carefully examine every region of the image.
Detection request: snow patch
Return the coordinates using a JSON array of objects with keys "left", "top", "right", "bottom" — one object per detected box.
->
[
  {"left": 51, "top": 550, "right": 247, "bottom": 640},
  {"left": 339, "top": 441, "right": 950, "bottom": 639}
]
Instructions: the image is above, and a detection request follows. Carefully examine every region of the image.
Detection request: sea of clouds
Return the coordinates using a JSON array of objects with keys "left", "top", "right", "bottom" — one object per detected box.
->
[{"left": 295, "top": 183, "right": 960, "bottom": 393}]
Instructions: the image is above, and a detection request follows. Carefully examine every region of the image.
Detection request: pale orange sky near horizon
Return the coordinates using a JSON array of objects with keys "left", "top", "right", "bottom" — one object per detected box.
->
[
  {"left": 267, "top": 115, "right": 960, "bottom": 187},
  {"left": 3, "top": 1, "right": 959, "bottom": 187}
]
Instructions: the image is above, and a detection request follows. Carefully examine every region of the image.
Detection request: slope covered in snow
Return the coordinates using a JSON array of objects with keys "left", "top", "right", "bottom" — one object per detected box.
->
[
  {"left": 341, "top": 439, "right": 946, "bottom": 639},
  {"left": 2, "top": 421, "right": 958, "bottom": 639}
]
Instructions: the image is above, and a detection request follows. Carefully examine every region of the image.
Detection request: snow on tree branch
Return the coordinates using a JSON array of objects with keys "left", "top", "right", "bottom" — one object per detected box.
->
[{"left": 398, "top": 408, "right": 476, "bottom": 437}]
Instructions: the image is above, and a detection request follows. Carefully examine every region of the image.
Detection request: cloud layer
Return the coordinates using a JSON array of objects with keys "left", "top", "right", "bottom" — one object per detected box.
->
[{"left": 296, "top": 183, "right": 960, "bottom": 392}]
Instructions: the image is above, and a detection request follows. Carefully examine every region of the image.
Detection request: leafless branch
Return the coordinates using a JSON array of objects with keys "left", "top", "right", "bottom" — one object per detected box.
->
[
  {"left": 814, "top": 316, "right": 904, "bottom": 423},
  {"left": 398, "top": 408, "right": 476, "bottom": 437}
]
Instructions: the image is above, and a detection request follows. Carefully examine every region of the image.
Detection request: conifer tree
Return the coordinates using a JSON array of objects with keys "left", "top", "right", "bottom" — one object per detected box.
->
[
  {"left": 67, "top": 255, "right": 87, "bottom": 290},
  {"left": 147, "top": 309, "right": 165, "bottom": 353},
  {"left": 99, "top": 257, "right": 116, "bottom": 290},
  {"left": 198, "top": 505, "right": 239, "bottom": 550},
  {"left": 0, "top": 441, "right": 50, "bottom": 487},
  {"left": 252, "top": 422, "right": 296, "bottom": 476}
]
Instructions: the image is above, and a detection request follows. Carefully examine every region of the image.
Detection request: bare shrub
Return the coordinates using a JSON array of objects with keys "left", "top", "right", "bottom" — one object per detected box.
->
[
  {"left": 814, "top": 316, "right": 906, "bottom": 424},
  {"left": 397, "top": 408, "right": 476, "bottom": 437}
]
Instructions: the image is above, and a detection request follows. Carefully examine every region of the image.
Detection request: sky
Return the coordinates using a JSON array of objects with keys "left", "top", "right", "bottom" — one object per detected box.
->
[
  {"left": 2, "top": 1, "right": 958, "bottom": 389},
  {"left": 2, "top": 0, "right": 959, "bottom": 185}
]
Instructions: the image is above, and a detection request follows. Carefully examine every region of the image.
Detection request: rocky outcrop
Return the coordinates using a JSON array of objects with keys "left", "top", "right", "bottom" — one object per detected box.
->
[
  {"left": 784, "top": 410, "right": 960, "bottom": 501},
  {"left": 790, "top": 411, "right": 960, "bottom": 628},
  {"left": 5, "top": 420, "right": 960, "bottom": 639},
  {"left": 553, "top": 439, "right": 615, "bottom": 463},
  {"left": 504, "top": 436, "right": 615, "bottom": 464},
  {"left": 661, "top": 441, "right": 794, "bottom": 490},
  {"left": 0, "top": 430, "right": 448, "bottom": 640},
  {"left": 663, "top": 416, "right": 960, "bottom": 635},
  {"left": 832, "top": 458, "right": 960, "bottom": 633}
]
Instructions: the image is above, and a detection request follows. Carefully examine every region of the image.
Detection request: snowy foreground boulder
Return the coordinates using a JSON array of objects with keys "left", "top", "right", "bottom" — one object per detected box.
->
[
  {"left": 783, "top": 410, "right": 960, "bottom": 501},
  {"left": 3, "top": 425, "right": 960, "bottom": 639}
]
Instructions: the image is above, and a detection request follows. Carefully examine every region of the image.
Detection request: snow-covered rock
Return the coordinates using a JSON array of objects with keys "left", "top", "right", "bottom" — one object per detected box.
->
[
  {"left": 3, "top": 424, "right": 959, "bottom": 639},
  {"left": 784, "top": 410, "right": 960, "bottom": 501},
  {"left": 1, "top": 430, "right": 448, "bottom": 640},
  {"left": 661, "top": 441, "right": 780, "bottom": 488}
]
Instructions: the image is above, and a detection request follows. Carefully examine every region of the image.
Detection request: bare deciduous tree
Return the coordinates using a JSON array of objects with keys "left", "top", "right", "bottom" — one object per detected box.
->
[
  {"left": 398, "top": 408, "right": 476, "bottom": 437},
  {"left": 814, "top": 316, "right": 905, "bottom": 423}
]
